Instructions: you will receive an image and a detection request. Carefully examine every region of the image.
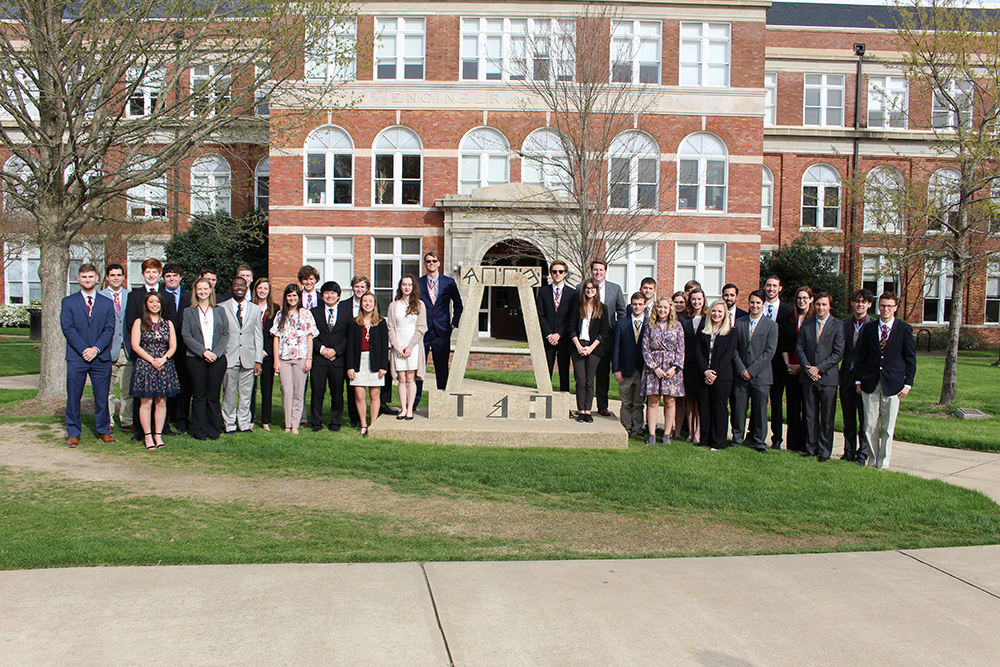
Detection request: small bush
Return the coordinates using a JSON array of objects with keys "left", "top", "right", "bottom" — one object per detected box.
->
[{"left": 0, "top": 304, "right": 29, "bottom": 327}]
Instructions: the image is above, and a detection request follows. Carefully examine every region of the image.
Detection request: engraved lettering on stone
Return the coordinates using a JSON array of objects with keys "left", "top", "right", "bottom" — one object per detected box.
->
[{"left": 487, "top": 396, "right": 509, "bottom": 419}]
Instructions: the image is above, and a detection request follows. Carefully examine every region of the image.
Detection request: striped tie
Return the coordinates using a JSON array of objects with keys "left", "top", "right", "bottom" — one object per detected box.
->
[{"left": 880, "top": 325, "right": 888, "bottom": 351}]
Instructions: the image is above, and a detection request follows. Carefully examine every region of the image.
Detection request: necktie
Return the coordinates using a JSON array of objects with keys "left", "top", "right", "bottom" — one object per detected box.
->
[
  {"left": 880, "top": 324, "right": 888, "bottom": 351},
  {"left": 554, "top": 287, "right": 561, "bottom": 310},
  {"left": 816, "top": 318, "right": 824, "bottom": 343},
  {"left": 646, "top": 306, "right": 651, "bottom": 319},
  {"left": 237, "top": 301, "right": 243, "bottom": 327},
  {"left": 86, "top": 295, "right": 93, "bottom": 317},
  {"left": 328, "top": 308, "right": 335, "bottom": 327},
  {"left": 634, "top": 319, "right": 641, "bottom": 342},
  {"left": 749, "top": 318, "right": 757, "bottom": 340},
  {"left": 113, "top": 291, "right": 121, "bottom": 317},
  {"left": 854, "top": 320, "right": 862, "bottom": 344},
  {"left": 767, "top": 304, "right": 774, "bottom": 319},
  {"left": 729, "top": 310, "right": 734, "bottom": 327},
  {"left": 429, "top": 277, "right": 437, "bottom": 305}
]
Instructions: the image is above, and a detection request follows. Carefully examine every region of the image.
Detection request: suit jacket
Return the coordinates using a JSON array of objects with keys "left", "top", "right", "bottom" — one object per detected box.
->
[
  {"left": 311, "top": 301, "right": 352, "bottom": 368},
  {"left": 694, "top": 329, "right": 737, "bottom": 384},
  {"left": 346, "top": 319, "right": 390, "bottom": 373},
  {"left": 765, "top": 300, "right": 794, "bottom": 367},
  {"left": 611, "top": 315, "right": 646, "bottom": 377},
  {"left": 536, "top": 282, "right": 578, "bottom": 343},
  {"left": 222, "top": 298, "right": 264, "bottom": 368},
  {"left": 796, "top": 316, "right": 845, "bottom": 386},
  {"left": 418, "top": 274, "right": 464, "bottom": 343},
  {"left": 181, "top": 305, "right": 230, "bottom": 358},
  {"left": 568, "top": 306, "right": 612, "bottom": 358},
  {"left": 98, "top": 287, "right": 128, "bottom": 361},
  {"left": 733, "top": 316, "right": 778, "bottom": 387},
  {"left": 578, "top": 280, "right": 627, "bottom": 327},
  {"left": 839, "top": 315, "right": 876, "bottom": 385},
  {"left": 124, "top": 284, "right": 158, "bottom": 358},
  {"left": 856, "top": 319, "right": 917, "bottom": 396},
  {"left": 729, "top": 306, "right": 749, "bottom": 326},
  {"left": 61, "top": 291, "right": 116, "bottom": 363}
]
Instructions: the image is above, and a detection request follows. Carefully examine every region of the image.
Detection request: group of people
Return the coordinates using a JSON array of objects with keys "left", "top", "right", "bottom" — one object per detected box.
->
[
  {"left": 61, "top": 251, "right": 465, "bottom": 446},
  {"left": 536, "top": 266, "right": 917, "bottom": 469}
]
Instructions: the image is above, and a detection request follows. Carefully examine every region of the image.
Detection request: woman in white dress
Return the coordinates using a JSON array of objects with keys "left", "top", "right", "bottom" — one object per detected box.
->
[{"left": 387, "top": 275, "right": 427, "bottom": 420}]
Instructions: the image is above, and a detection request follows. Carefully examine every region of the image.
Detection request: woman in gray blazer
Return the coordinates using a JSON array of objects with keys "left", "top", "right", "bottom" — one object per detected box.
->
[{"left": 182, "top": 278, "right": 230, "bottom": 440}]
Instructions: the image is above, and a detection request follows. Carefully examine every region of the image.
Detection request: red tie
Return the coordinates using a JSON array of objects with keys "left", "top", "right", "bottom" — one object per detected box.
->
[
  {"left": 880, "top": 325, "right": 888, "bottom": 351},
  {"left": 86, "top": 295, "right": 93, "bottom": 317},
  {"left": 554, "top": 287, "right": 561, "bottom": 309},
  {"left": 113, "top": 292, "right": 121, "bottom": 316},
  {"left": 429, "top": 278, "right": 437, "bottom": 305}
]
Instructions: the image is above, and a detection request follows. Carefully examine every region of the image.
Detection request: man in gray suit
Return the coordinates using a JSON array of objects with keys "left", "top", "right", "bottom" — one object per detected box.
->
[
  {"left": 732, "top": 290, "right": 778, "bottom": 452},
  {"left": 578, "top": 259, "right": 627, "bottom": 416},
  {"left": 221, "top": 277, "right": 263, "bottom": 433},
  {"left": 98, "top": 263, "right": 131, "bottom": 431},
  {"left": 796, "top": 292, "right": 845, "bottom": 462}
]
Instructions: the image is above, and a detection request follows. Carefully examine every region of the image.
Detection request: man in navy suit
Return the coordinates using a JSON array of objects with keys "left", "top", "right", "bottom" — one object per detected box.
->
[
  {"left": 856, "top": 292, "right": 916, "bottom": 469},
  {"left": 536, "top": 260, "right": 576, "bottom": 392},
  {"left": 415, "top": 251, "right": 463, "bottom": 404},
  {"left": 839, "top": 288, "right": 875, "bottom": 463},
  {"left": 612, "top": 292, "right": 648, "bottom": 437},
  {"left": 61, "top": 263, "right": 117, "bottom": 448},
  {"left": 161, "top": 263, "right": 191, "bottom": 433},
  {"left": 796, "top": 292, "right": 845, "bottom": 462}
]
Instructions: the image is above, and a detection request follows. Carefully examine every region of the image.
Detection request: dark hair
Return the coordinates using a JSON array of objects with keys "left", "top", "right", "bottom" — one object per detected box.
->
[
  {"left": 671, "top": 290, "right": 688, "bottom": 310},
  {"left": 793, "top": 286, "right": 815, "bottom": 318},
  {"left": 105, "top": 263, "right": 124, "bottom": 276},
  {"left": 251, "top": 277, "right": 277, "bottom": 319},
  {"left": 423, "top": 251, "right": 439, "bottom": 261},
  {"left": 279, "top": 283, "right": 302, "bottom": 333},
  {"left": 78, "top": 263, "right": 98, "bottom": 276},
  {"left": 550, "top": 260, "right": 569, "bottom": 274},
  {"left": 629, "top": 291, "right": 645, "bottom": 303},
  {"left": 814, "top": 291, "right": 833, "bottom": 305},
  {"left": 297, "top": 265, "right": 320, "bottom": 282},
  {"left": 589, "top": 259, "right": 607, "bottom": 271},
  {"left": 722, "top": 283, "right": 738, "bottom": 295},
  {"left": 879, "top": 291, "right": 899, "bottom": 306},
  {"left": 763, "top": 274, "right": 782, "bottom": 286},
  {"left": 851, "top": 288, "right": 875, "bottom": 303},
  {"left": 162, "top": 262, "right": 181, "bottom": 277},
  {"left": 749, "top": 289, "right": 767, "bottom": 304},
  {"left": 683, "top": 279, "right": 701, "bottom": 293},
  {"left": 640, "top": 276, "right": 656, "bottom": 288},
  {"left": 199, "top": 265, "right": 218, "bottom": 277},
  {"left": 354, "top": 291, "right": 383, "bottom": 327},
  {"left": 395, "top": 274, "right": 422, "bottom": 316},
  {"left": 141, "top": 291, "right": 165, "bottom": 333},
  {"left": 685, "top": 288, "right": 708, "bottom": 319},
  {"left": 321, "top": 281, "right": 341, "bottom": 296},
  {"left": 232, "top": 276, "right": 248, "bottom": 289},
  {"left": 578, "top": 278, "right": 605, "bottom": 321}
]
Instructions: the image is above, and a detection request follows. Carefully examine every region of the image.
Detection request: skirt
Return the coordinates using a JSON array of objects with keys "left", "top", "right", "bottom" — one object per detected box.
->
[{"left": 353, "top": 351, "right": 383, "bottom": 386}]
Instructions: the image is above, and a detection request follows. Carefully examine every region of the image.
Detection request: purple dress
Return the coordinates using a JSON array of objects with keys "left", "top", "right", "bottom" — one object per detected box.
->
[{"left": 641, "top": 321, "right": 685, "bottom": 397}]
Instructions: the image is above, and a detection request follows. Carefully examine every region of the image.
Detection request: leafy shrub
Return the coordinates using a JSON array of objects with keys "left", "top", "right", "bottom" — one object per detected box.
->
[{"left": 0, "top": 304, "right": 30, "bottom": 327}]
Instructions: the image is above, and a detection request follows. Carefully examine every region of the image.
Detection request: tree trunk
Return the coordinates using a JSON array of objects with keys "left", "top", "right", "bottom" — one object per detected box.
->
[
  {"left": 939, "top": 257, "right": 964, "bottom": 406},
  {"left": 36, "top": 237, "right": 71, "bottom": 399}
]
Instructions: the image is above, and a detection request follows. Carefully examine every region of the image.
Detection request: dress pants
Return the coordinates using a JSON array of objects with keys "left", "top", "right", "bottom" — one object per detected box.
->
[
  {"left": 863, "top": 386, "right": 900, "bottom": 469},
  {"left": 186, "top": 355, "right": 226, "bottom": 440},
  {"left": 278, "top": 357, "right": 308, "bottom": 430},
  {"left": 414, "top": 335, "right": 450, "bottom": 406},
  {"left": 595, "top": 354, "right": 612, "bottom": 410},
  {"left": 310, "top": 358, "right": 345, "bottom": 428},
  {"left": 617, "top": 370, "right": 645, "bottom": 434},
  {"left": 169, "top": 355, "right": 191, "bottom": 431},
  {"left": 733, "top": 383, "right": 770, "bottom": 450},
  {"left": 728, "top": 384, "right": 743, "bottom": 445},
  {"left": 784, "top": 374, "right": 807, "bottom": 453},
  {"left": 344, "top": 374, "right": 361, "bottom": 425},
  {"left": 66, "top": 357, "right": 113, "bottom": 438},
  {"left": 108, "top": 348, "right": 133, "bottom": 427},
  {"left": 250, "top": 354, "right": 275, "bottom": 425},
  {"left": 699, "top": 379, "right": 732, "bottom": 449},
  {"left": 768, "top": 364, "right": 785, "bottom": 448},
  {"left": 571, "top": 348, "right": 601, "bottom": 412},
  {"left": 545, "top": 340, "right": 572, "bottom": 393},
  {"left": 222, "top": 364, "right": 255, "bottom": 431},
  {"left": 839, "top": 382, "right": 870, "bottom": 463},
  {"left": 802, "top": 382, "right": 838, "bottom": 459}
]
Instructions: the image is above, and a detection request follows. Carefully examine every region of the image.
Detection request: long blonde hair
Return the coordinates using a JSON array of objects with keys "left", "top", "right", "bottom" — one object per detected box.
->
[
  {"left": 702, "top": 299, "right": 732, "bottom": 336},
  {"left": 354, "top": 292, "right": 383, "bottom": 327},
  {"left": 649, "top": 297, "right": 678, "bottom": 328}
]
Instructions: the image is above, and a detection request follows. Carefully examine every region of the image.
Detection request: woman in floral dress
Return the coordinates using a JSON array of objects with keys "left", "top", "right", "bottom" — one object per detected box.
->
[
  {"left": 271, "top": 284, "right": 319, "bottom": 434},
  {"left": 641, "top": 297, "right": 685, "bottom": 445},
  {"left": 129, "top": 291, "right": 180, "bottom": 450}
]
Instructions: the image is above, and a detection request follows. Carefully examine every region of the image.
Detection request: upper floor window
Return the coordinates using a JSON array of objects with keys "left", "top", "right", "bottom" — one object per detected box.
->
[
  {"left": 306, "top": 20, "right": 357, "bottom": 82},
  {"left": 254, "top": 66, "right": 271, "bottom": 117},
  {"left": 609, "top": 131, "right": 658, "bottom": 212},
  {"left": 864, "top": 166, "right": 904, "bottom": 233},
  {"left": 987, "top": 260, "right": 1000, "bottom": 323},
  {"left": 191, "top": 155, "right": 232, "bottom": 216},
  {"left": 933, "top": 79, "right": 973, "bottom": 130},
  {"left": 764, "top": 72, "right": 777, "bottom": 126},
  {"left": 521, "top": 128, "right": 571, "bottom": 194},
  {"left": 0, "top": 69, "right": 39, "bottom": 119},
  {"left": 459, "top": 127, "right": 510, "bottom": 195},
  {"left": 804, "top": 74, "right": 844, "bottom": 127},
  {"left": 677, "top": 133, "right": 727, "bottom": 213},
  {"left": 191, "top": 64, "right": 231, "bottom": 117},
  {"left": 305, "top": 126, "right": 353, "bottom": 206},
  {"left": 801, "top": 164, "right": 841, "bottom": 228},
  {"left": 679, "top": 22, "right": 730, "bottom": 87},
  {"left": 255, "top": 157, "right": 269, "bottom": 211},
  {"left": 761, "top": 165, "right": 774, "bottom": 229},
  {"left": 374, "top": 127, "right": 422, "bottom": 206},
  {"left": 3, "top": 155, "right": 35, "bottom": 216},
  {"left": 127, "top": 67, "right": 163, "bottom": 117},
  {"left": 868, "top": 75, "right": 907, "bottom": 129},
  {"left": 990, "top": 181, "right": 1000, "bottom": 236},
  {"left": 126, "top": 157, "right": 167, "bottom": 219},
  {"left": 375, "top": 17, "right": 425, "bottom": 81},
  {"left": 928, "top": 167, "right": 960, "bottom": 232},
  {"left": 461, "top": 18, "right": 575, "bottom": 83},
  {"left": 611, "top": 20, "right": 661, "bottom": 84}
]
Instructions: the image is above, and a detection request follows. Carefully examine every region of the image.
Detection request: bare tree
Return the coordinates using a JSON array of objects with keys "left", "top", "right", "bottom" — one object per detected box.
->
[{"left": 0, "top": 0, "right": 355, "bottom": 398}]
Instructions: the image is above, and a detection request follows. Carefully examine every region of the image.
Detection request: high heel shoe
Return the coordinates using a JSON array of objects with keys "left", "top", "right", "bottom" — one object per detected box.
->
[
  {"left": 154, "top": 433, "right": 165, "bottom": 449},
  {"left": 359, "top": 426, "right": 368, "bottom": 437},
  {"left": 143, "top": 434, "right": 157, "bottom": 450}
]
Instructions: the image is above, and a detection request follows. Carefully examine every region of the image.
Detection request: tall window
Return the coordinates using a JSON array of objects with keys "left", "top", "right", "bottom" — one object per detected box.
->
[
  {"left": 127, "top": 241, "right": 166, "bottom": 288},
  {"left": 608, "top": 241, "right": 656, "bottom": 295},
  {"left": 459, "top": 127, "right": 509, "bottom": 195},
  {"left": 460, "top": 18, "right": 574, "bottom": 82},
  {"left": 611, "top": 20, "right": 660, "bottom": 84},
  {"left": 764, "top": 72, "right": 777, "bottom": 126},
  {"left": 923, "top": 258, "right": 953, "bottom": 323},
  {"left": 190, "top": 155, "right": 232, "bottom": 215},
  {"left": 126, "top": 158, "right": 167, "bottom": 219},
  {"left": 928, "top": 167, "right": 960, "bottom": 232},
  {"left": 933, "top": 79, "right": 973, "bottom": 130},
  {"left": 609, "top": 131, "right": 658, "bottom": 212},
  {"left": 804, "top": 74, "right": 844, "bottom": 127},
  {"left": 254, "top": 66, "right": 271, "bottom": 117},
  {"left": 868, "top": 75, "right": 907, "bottom": 129},
  {"left": 987, "top": 260, "right": 1000, "bottom": 324},
  {"left": 375, "top": 17, "right": 425, "bottom": 81},
  {"left": 304, "top": 236, "right": 353, "bottom": 287},
  {"left": 372, "top": 237, "right": 422, "bottom": 313},
  {"left": 761, "top": 165, "right": 774, "bottom": 230},
  {"left": 191, "top": 64, "right": 231, "bottom": 116},
  {"left": 675, "top": 242, "right": 725, "bottom": 298},
  {"left": 801, "top": 164, "right": 841, "bottom": 228},
  {"left": 677, "top": 133, "right": 727, "bottom": 213},
  {"left": 4, "top": 244, "right": 90, "bottom": 303},
  {"left": 522, "top": 128, "right": 571, "bottom": 194},
  {"left": 0, "top": 69, "right": 38, "bottom": 119},
  {"left": 990, "top": 181, "right": 1000, "bottom": 236},
  {"left": 127, "top": 67, "right": 163, "bottom": 117},
  {"left": 374, "top": 127, "right": 422, "bottom": 206},
  {"left": 679, "top": 22, "right": 730, "bottom": 87},
  {"left": 305, "top": 126, "right": 353, "bottom": 206},
  {"left": 306, "top": 19, "right": 357, "bottom": 82},
  {"left": 862, "top": 255, "right": 899, "bottom": 314},
  {"left": 255, "top": 157, "right": 269, "bottom": 211},
  {"left": 864, "top": 166, "right": 904, "bottom": 233}
]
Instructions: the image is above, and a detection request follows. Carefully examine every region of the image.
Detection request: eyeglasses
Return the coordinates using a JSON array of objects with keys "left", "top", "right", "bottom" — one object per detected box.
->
[
  {"left": 584, "top": 286, "right": 598, "bottom": 291},
  {"left": 795, "top": 296, "right": 811, "bottom": 301},
  {"left": 550, "top": 269, "right": 565, "bottom": 274}
]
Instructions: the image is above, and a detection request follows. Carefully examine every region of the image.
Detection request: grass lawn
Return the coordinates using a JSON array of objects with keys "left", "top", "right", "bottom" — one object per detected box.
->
[
  {"left": 0, "top": 340, "right": 41, "bottom": 377},
  {"left": 0, "top": 327, "right": 29, "bottom": 336}
]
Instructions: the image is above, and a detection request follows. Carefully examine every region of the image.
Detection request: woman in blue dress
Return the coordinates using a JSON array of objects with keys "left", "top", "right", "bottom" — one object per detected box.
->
[{"left": 129, "top": 291, "right": 180, "bottom": 450}]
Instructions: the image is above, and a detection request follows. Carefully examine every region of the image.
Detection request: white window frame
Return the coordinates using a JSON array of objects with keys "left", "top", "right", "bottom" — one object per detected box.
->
[
  {"left": 191, "top": 63, "right": 231, "bottom": 117},
  {"left": 127, "top": 241, "right": 166, "bottom": 289},
  {"left": 0, "top": 69, "right": 39, "bottom": 120},
  {"left": 761, "top": 165, "right": 774, "bottom": 230},
  {"left": 459, "top": 127, "right": 510, "bottom": 195},
  {"left": 804, "top": 74, "right": 845, "bottom": 127},
  {"left": 801, "top": 164, "right": 841, "bottom": 229},
  {"left": 305, "top": 126, "right": 354, "bottom": 207},
  {"left": 867, "top": 75, "right": 907, "bottom": 129},
  {"left": 675, "top": 242, "right": 726, "bottom": 299},
  {"left": 521, "top": 128, "right": 571, "bottom": 195},
  {"left": 372, "top": 237, "right": 422, "bottom": 314},
  {"left": 126, "top": 67, "right": 163, "bottom": 117},
  {"left": 254, "top": 65, "right": 271, "bottom": 117},
  {"left": 190, "top": 154, "right": 232, "bottom": 216},
  {"left": 3, "top": 244, "right": 92, "bottom": 304},
  {"left": 609, "top": 131, "right": 658, "bottom": 213},
  {"left": 306, "top": 20, "right": 357, "bottom": 82},
  {"left": 864, "top": 166, "right": 904, "bottom": 234},
  {"left": 862, "top": 255, "right": 900, "bottom": 314},
  {"left": 928, "top": 167, "right": 961, "bottom": 233},
  {"left": 375, "top": 17, "right": 425, "bottom": 81},
  {"left": 923, "top": 258, "right": 953, "bottom": 324},
  {"left": 373, "top": 127, "right": 422, "bottom": 207},
  {"left": 3, "top": 155, "right": 35, "bottom": 216},
  {"left": 764, "top": 72, "right": 777, "bottom": 126},
  {"left": 304, "top": 236, "right": 354, "bottom": 288},
  {"left": 460, "top": 17, "right": 575, "bottom": 83},
  {"left": 607, "top": 241, "right": 657, "bottom": 296},
  {"left": 611, "top": 20, "right": 661, "bottom": 85},
  {"left": 933, "top": 79, "right": 973, "bottom": 130},
  {"left": 677, "top": 133, "right": 728, "bottom": 213},
  {"left": 679, "top": 22, "right": 730, "bottom": 87},
  {"left": 987, "top": 260, "right": 1000, "bottom": 324},
  {"left": 126, "top": 158, "right": 168, "bottom": 220},
  {"left": 255, "top": 157, "right": 269, "bottom": 211}
]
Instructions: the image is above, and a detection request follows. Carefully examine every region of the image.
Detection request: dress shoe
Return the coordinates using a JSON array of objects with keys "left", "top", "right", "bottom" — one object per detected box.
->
[
  {"left": 161, "top": 426, "right": 175, "bottom": 436},
  {"left": 839, "top": 454, "right": 856, "bottom": 462},
  {"left": 312, "top": 426, "right": 323, "bottom": 432},
  {"left": 817, "top": 456, "right": 830, "bottom": 463},
  {"left": 328, "top": 425, "right": 341, "bottom": 432},
  {"left": 225, "top": 430, "right": 237, "bottom": 435},
  {"left": 121, "top": 424, "right": 133, "bottom": 431},
  {"left": 98, "top": 434, "right": 115, "bottom": 444},
  {"left": 597, "top": 408, "right": 612, "bottom": 417},
  {"left": 380, "top": 406, "right": 400, "bottom": 416},
  {"left": 350, "top": 421, "right": 362, "bottom": 429},
  {"left": 770, "top": 444, "right": 781, "bottom": 450},
  {"left": 67, "top": 436, "right": 79, "bottom": 448}
]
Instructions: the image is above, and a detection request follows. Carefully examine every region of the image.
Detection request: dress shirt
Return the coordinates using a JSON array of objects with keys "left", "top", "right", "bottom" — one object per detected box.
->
[
  {"left": 197, "top": 305, "right": 215, "bottom": 349},
  {"left": 319, "top": 305, "right": 338, "bottom": 353},
  {"left": 580, "top": 316, "right": 592, "bottom": 341},
  {"left": 165, "top": 287, "right": 181, "bottom": 311},
  {"left": 352, "top": 298, "right": 361, "bottom": 318},
  {"left": 728, "top": 306, "right": 737, "bottom": 326},
  {"left": 765, "top": 300, "right": 780, "bottom": 321},
  {"left": 748, "top": 315, "right": 762, "bottom": 338},
  {"left": 303, "top": 290, "right": 317, "bottom": 310}
]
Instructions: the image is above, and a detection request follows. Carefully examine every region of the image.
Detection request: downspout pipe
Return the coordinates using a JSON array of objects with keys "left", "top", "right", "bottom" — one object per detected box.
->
[{"left": 850, "top": 43, "right": 865, "bottom": 290}]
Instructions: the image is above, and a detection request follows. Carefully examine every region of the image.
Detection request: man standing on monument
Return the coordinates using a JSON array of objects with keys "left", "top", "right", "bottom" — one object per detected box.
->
[
  {"left": 578, "top": 260, "right": 626, "bottom": 417},
  {"left": 416, "top": 251, "right": 463, "bottom": 405},
  {"left": 536, "top": 260, "right": 576, "bottom": 393}
]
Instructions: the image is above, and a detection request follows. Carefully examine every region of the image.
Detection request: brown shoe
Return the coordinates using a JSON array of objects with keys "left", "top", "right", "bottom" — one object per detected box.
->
[
  {"left": 121, "top": 424, "right": 134, "bottom": 431},
  {"left": 597, "top": 408, "right": 612, "bottom": 417},
  {"left": 67, "top": 437, "right": 79, "bottom": 448},
  {"left": 98, "top": 434, "right": 115, "bottom": 444}
]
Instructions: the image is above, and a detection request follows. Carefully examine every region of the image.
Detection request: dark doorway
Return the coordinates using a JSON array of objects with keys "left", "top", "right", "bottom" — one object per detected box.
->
[{"left": 481, "top": 240, "right": 546, "bottom": 340}]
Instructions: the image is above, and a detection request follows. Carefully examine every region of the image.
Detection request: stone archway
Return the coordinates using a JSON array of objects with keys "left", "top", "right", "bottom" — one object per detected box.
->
[{"left": 481, "top": 239, "right": 546, "bottom": 340}]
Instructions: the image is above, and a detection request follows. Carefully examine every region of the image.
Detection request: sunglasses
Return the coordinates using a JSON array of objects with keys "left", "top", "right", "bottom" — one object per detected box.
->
[
  {"left": 424, "top": 258, "right": 438, "bottom": 264},
  {"left": 550, "top": 269, "right": 565, "bottom": 274}
]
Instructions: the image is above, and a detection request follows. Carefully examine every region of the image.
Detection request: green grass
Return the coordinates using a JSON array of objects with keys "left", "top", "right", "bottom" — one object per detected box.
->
[
  {"left": 0, "top": 327, "right": 29, "bottom": 336},
  {"left": 466, "top": 369, "right": 621, "bottom": 401},
  {"left": 0, "top": 340, "right": 41, "bottom": 377}
]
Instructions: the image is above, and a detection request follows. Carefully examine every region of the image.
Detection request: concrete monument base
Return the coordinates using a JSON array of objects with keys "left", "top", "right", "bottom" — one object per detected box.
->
[{"left": 427, "top": 388, "right": 573, "bottom": 421}]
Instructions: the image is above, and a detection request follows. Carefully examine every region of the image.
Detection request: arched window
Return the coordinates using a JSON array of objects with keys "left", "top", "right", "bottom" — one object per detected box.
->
[
  {"left": 864, "top": 166, "right": 904, "bottom": 233},
  {"left": 609, "top": 131, "right": 658, "bottom": 211},
  {"left": 126, "top": 157, "right": 167, "bottom": 219},
  {"left": 801, "top": 164, "right": 840, "bottom": 228},
  {"left": 521, "top": 128, "right": 570, "bottom": 194},
  {"left": 255, "top": 157, "right": 269, "bottom": 212},
  {"left": 677, "top": 133, "right": 727, "bottom": 212},
  {"left": 374, "top": 127, "right": 422, "bottom": 206},
  {"left": 191, "top": 155, "right": 231, "bottom": 215},
  {"left": 305, "top": 126, "right": 353, "bottom": 206},
  {"left": 928, "top": 167, "right": 960, "bottom": 232},
  {"left": 761, "top": 165, "right": 774, "bottom": 229},
  {"left": 459, "top": 128, "right": 510, "bottom": 195}
]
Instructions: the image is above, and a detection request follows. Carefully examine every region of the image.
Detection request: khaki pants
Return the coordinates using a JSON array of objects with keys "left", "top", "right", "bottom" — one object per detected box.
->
[{"left": 109, "top": 348, "right": 133, "bottom": 427}]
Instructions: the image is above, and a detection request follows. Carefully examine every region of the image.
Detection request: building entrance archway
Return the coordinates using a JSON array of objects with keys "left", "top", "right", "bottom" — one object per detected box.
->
[{"left": 481, "top": 239, "right": 546, "bottom": 340}]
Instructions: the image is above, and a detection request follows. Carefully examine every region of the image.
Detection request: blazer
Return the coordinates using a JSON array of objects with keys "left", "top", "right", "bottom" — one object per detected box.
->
[
  {"left": 61, "top": 291, "right": 116, "bottom": 363},
  {"left": 536, "top": 282, "right": 578, "bottom": 342},
  {"left": 765, "top": 301, "right": 794, "bottom": 366},
  {"left": 694, "top": 329, "right": 737, "bottom": 384},
  {"left": 568, "top": 305, "right": 612, "bottom": 358},
  {"left": 856, "top": 319, "right": 917, "bottom": 396},
  {"left": 222, "top": 298, "right": 264, "bottom": 368},
  {"left": 733, "top": 316, "right": 778, "bottom": 387},
  {"left": 578, "top": 280, "right": 627, "bottom": 327},
  {"left": 260, "top": 307, "right": 277, "bottom": 364},
  {"left": 346, "top": 319, "right": 390, "bottom": 373},
  {"left": 124, "top": 285, "right": 158, "bottom": 358},
  {"left": 98, "top": 287, "right": 128, "bottom": 361},
  {"left": 311, "top": 301, "right": 352, "bottom": 367},
  {"left": 839, "top": 315, "right": 876, "bottom": 385},
  {"left": 181, "top": 305, "right": 230, "bottom": 359},
  {"left": 611, "top": 315, "right": 646, "bottom": 377},
  {"left": 796, "top": 316, "right": 845, "bottom": 386},
  {"left": 418, "top": 273, "right": 464, "bottom": 342}
]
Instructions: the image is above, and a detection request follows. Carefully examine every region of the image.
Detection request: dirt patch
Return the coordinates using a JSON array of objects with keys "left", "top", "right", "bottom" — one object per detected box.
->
[
  {"left": 0, "top": 423, "right": 847, "bottom": 556},
  {"left": 0, "top": 397, "right": 68, "bottom": 417}
]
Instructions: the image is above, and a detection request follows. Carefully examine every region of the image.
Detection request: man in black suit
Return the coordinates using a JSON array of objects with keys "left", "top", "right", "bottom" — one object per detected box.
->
[
  {"left": 124, "top": 258, "right": 163, "bottom": 441},
  {"left": 762, "top": 275, "right": 793, "bottom": 449},
  {"left": 722, "top": 282, "right": 748, "bottom": 443},
  {"left": 856, "top": 292, "right": 916, "bottom": 469},
  {"left": 310, "top": 281, "right": 351, "bottom": 431},
  {"left": 732, "top": 290, "right": 779, "bottom": 452},
  {"left": 343, "top": 275, "right": 369, "bottom": 427},
  {"left": 796, "top": 292, "right": 845, "bottom": 462},
  {"left": 639, "top": 277, "right": 657, "bottom": 318},
  {"left": 536, "top": 260, "right": 576, "bottom": 392},
  {"left": 161, "top": 263, "right": 191, "bottom": 433},
  {"left": 612, "top": 292, "right": 647, "bottom": 437},
  {"left": 579, "top": 259, "right": 627, "bottom": 417},
  {"left": 839, "top": 288, "right": 875, "bottom": 463}
]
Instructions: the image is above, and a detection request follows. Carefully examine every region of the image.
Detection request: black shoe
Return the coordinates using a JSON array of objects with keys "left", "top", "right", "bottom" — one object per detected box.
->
[
  {"left": 380, "top": 406, "right": 400, "bottom": 416},
  {"left": 329, "top": 425, "right": 340, "bottom": 432},
  {"left": 770, "top": 444, "right": 781, "bottom": 450},
  {"left": 161, "top": 426, "right": 175, "bottom": 436},
  {"left": 755, "top": 447, "right": 767, "bottom": 453},
  {"left": 818, "top": 456, "right": 830, "bottom": 463},
  {"left": 225, "top": 430, "right": 237, "bottom": 435},
  {"left": 350, "top": 421, "right": 362, "bottom": 429},
  {"left": 840, "top": 454, "right": 856, "bottom": 462},
  {"left": 312, "top": 426, "right": 323, "bottom": 432}
]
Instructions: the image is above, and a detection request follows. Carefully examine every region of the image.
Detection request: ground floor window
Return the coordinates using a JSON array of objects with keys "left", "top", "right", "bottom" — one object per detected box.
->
[
  {"left": 304, "top": 236, "right": 353, "bottom": 289},
  {"left": 127, "top": 242, "right": 166, "bottom": 289},
  {"left": 4, "top": 243, "right": 91, "bottom": 304},
  {"left": 862, "top": 255, "right": 899, "bottom": 315},
  {"left": 922, "top": 258, "right": 953, "bottom": 324},
  {"left": 987, "top": 260, "right": 999, "bottom": 324},
  {"left": 674, "top": 242, "right": 725, "bottom": 299},
  {"left": 372, "top": 237, "right": 422, "bottom": 314},
  {"left": 608, "top": 241, "right": 657, "bottom": 297}
]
